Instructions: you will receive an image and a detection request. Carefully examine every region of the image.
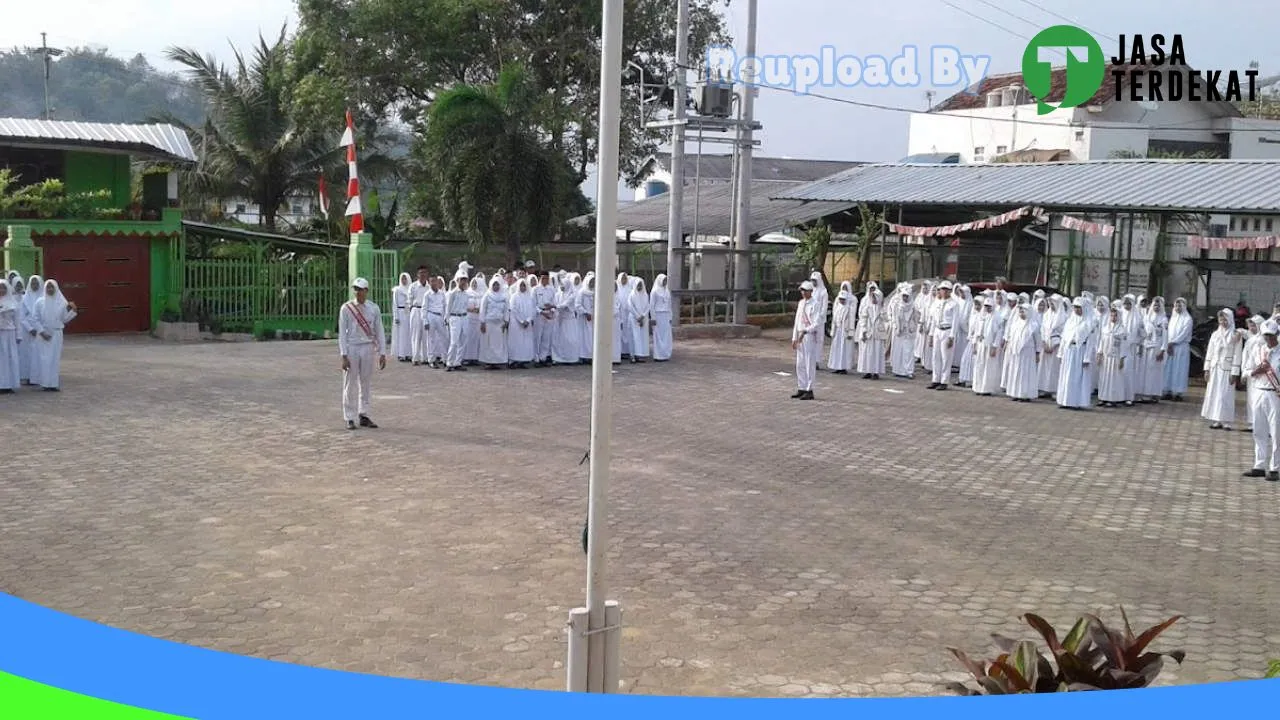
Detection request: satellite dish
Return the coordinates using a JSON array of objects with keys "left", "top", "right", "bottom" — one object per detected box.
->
[{"left": 1139, "top": 100, "right": 1160, "bottom": 111}]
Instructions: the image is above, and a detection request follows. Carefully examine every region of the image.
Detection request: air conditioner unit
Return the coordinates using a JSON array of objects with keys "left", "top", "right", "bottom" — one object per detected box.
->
[{"left": 697, "top": 83, "right": 734, "bottom": 118}]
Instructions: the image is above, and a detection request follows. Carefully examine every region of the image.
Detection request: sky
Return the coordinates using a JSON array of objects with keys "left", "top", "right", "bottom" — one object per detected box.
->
[{"left": 3, "top": 0, "right": 1277, "bottom": 200}]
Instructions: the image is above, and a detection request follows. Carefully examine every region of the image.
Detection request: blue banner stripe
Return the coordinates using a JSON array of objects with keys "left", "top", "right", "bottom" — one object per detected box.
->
[{"left": 0, "top": 593, "right": 1275, "bottom": 718}]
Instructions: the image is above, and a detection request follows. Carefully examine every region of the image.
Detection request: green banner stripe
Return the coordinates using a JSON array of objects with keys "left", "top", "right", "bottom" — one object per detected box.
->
[{"left": 0, "top": 671, "right": 191, "bottom": 719}]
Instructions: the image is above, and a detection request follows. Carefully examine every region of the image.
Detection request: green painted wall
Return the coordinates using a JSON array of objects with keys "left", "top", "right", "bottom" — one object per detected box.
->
[{"left": 63, "top": 151, "right": 131, "bottom": 206}]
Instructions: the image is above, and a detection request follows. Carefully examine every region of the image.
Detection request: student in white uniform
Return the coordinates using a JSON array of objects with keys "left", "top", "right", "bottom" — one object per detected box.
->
[
  {"left": 390, "top": 272, "right": 413, "bottom": 361},
  {"left": 576, "top": 275, "right": 595, "bottom": 362},
  {"left": 1202, "top": 308, "right": 1241, "bottom": 430},
  {"left": 534, "top": 271, "right": 558, "bottom": 366},
  {"left": 855, "top": 284, "right": 887, "bottom": 380},
  {"left": 31, "top": 279, "right": 78, "bottom": 391},
  {"left": 464, "top": 276, "right": 484, "bottom": 365},
  {"left": 927, "top": 281, "right": 958, "bottom": 390},
  {"left": 628, "top": 278, "right": 651, "bottom": 362},
  {"left": 338, "top": 277, "right": 386, "bottom": 430},
  {"left": 1242, "top": 321, "right": 1280, "bottom": 482},
  {"left": 508, "top": 278, "right": 537, "bottom": 368},
  {"left": 19, "top": 274, "right": 40, "bottom": 385},
  {"left": 827, "top": 289, "right": 856, "bottom": 374},
  {"left": 0, "top": 279, "right": 20, "bottom": 393},
  {"left": 408, "top": 267, "right": 430, "bottom": 365},
  {"left": 650, "top": 274, "right": 674, "bottom": 362},
  {"left": 423, "top": 276, "right": 448, "bottom": 368},
  {"left": 444, "top": 276, "right": 471, "bottom": 372},
  {"left": 479, "top": 278, "right": 510, "bottom": 369},
  {"left": 791, "top": 281, "right": 821, "bottom": 400}
]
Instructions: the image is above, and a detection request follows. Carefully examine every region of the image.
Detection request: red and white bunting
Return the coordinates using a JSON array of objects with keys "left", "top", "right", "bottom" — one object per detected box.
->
[
  {"left": 888, "top": 206, "right": 1043, "bottom": 246},
  {"left": 1188, "top": 235, "right": 1280, "bottom": 251},
  {"left": 339, "top": 109, "right": 363, "bottom": 233},
  {"left": 1059, "top": 215, "right": 1115, "bottom": 237}
]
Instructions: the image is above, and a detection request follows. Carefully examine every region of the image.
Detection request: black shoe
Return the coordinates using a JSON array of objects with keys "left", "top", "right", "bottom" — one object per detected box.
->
[
  {"left": 1270, "top": 472, "right": 1280, "bottom": 483},
  {"left": 347, "top": 420, "right": 357, "bottom": 430},
  {"left": 0, "top": 388, "right": 13, "bottom": 394},
  {"left": 926, "top": 383, "right": 940, "bottom": 389},
  {"left": 412, "top": 361, "right": 420, "bottom": 366},
  {"left": 935, "top": 384, "right": 948, "bottom": 391},
  {"left": 43, "top": 387, "right": 59, "bottom": 392},
  {"left": 872, "top": 374, "right": 880, "bottom": 380},
  {"left": 359, "top": 415, "right": 378, "bottom": 429},
  {"left": 791, "top": 390, "right": 805, "bottom": 398},
  {"left": 446, "top": 366, "right": 454, "bottom": 372},
  {"left": 455, "top": 366, "right": 467, "bottom": 371},
  {"left": 1243, "top": 469, "right": 1267, "bottom": 478},
  {"left": 800, "top": 391, "right": 814, "bottom": 400}
]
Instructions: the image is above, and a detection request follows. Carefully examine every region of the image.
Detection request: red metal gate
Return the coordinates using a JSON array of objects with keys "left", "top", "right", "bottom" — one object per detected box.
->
[{"left": 36, "top": 235, "right": 151, "bottom": 333}]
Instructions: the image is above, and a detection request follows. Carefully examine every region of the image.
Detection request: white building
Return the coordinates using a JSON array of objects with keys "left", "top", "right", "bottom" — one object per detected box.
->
[
  {"left": 223, "top": 193, "right": 318, "bottom": 228},
  {"left": 908, "top": 65, "right": 1280, "bottom": 163}
]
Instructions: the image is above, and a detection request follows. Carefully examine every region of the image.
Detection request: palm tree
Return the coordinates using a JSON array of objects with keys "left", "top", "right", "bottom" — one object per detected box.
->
[
  {"left": 166, "top": 27, "right": 333, "bottom": 232},
  {"left": 421, "top": 64, "right": 578, "bottom": 268}
]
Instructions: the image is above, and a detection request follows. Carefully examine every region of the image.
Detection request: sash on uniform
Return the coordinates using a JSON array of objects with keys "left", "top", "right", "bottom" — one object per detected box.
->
[{"left": 346, "top": 301, "right": 375, "bottom": 341}]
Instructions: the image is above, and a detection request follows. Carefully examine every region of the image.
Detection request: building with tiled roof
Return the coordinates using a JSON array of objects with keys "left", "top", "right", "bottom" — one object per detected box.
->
[{"left": 908, "top": 62, "right": 1280, "bottom": 164}]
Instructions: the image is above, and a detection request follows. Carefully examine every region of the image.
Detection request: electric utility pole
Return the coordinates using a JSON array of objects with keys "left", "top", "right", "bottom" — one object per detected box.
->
[
  {"left": 665, "top": 0, "right": 690, "bottom": 326},
  {"left": 731, "top": 0, "right": 758, "bottom": 324},
  {"left": 28, "top": 32, "right": 65, "bottom": 120}
]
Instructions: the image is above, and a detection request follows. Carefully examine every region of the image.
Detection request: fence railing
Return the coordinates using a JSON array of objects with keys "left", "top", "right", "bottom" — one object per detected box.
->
[{"left": 184, "top": 255, "right": 348, "bottom": 336}]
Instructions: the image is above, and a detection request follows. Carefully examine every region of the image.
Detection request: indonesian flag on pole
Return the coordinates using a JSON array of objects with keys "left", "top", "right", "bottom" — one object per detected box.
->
[
  {"left": 339, "top": 109, "right": 363, "bottom": 233},
  {"left": 318, "top": 174, "right": 330, "bottom": 216}
]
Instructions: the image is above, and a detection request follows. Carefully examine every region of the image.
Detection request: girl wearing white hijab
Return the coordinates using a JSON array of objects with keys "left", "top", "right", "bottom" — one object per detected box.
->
[
  {"left": 1004, "top": 302, "right": 1040, "bottom": 402},
  {"left": 615, "top": 273, "right": 633, "bottom": 358},
  {"left": 1056, "top": 298, "right": 1093, "bottom": 409},
  {"left": 855, "top": 284, "right": 887, "bottom": 379},
  {"left": 650, "top": 274, "right": 673, "bottom": 361},
  {"left": 1202, "top": 308, "right": 1241, "bottom": 429},
  {"left": 1239, "top": 314, "right": 1267, "bottom": 432},
  {"left": 1164, "top": 298, "right": 1192, "bottom": 400},
  {"left": 1038, "top": 296, "right": 1065, "bottom": 399},
  {"left": 478, "top": 278, "right": 510, "bottom": 369},
  {"left": 888, "top": 284, "right": 917, "bottom": 379},
  {"left": 1119, "top": 295, "right": 1144, "bottom": 406},
  {"left": 957, "top": 293, "right": 982, "bottom": 387},
  {"left": 391, "top": 272, "right": 413, "bottom": 361},
  {"left": 809, "top": 271, "right": 829, "bottom": 367},
  {"left": 508, "top": 278, "right": 537, "bottom": 367},
  {"left": 1096, "top": 304, "right": 1129, "bottom": 408},
  {"left": 32, "top": 279, "right": 77, "bottom": 391},
  {"left": 827, "top": 288, "right": 856, "bottom": 374},
  {"left": 610, "top": 280, "right": 624, "bottom": 364},
  {"left": 20, "top": 274, "right": 41, "bottom": 384},
  {"left": 0, "top": 280, "right": 20, "bottom": 393},
  {"left": 972, "top": 298, "right": 1003, "bottom": 396},
  {"left": 9, "top": 275, "right": 29, "bottom": 385},
  {"left": 463, "top": 276, "right": 484, "bottom": 365},
  {"left": 627, "top": 278, "right": 651, "bottom": 362},
  {"left": 1140, "top": 297, "right": 1170, "bottom": 404},
  {"left": 551, "top": 273, "right": 580, "bottom": 365},
  {"left": 576, "top": 276, "right": 596, "bottom": 361}
]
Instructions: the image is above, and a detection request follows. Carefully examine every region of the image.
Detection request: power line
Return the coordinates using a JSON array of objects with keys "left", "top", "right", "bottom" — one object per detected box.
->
[
  {"left": 972, "top": 0, "right": 1046, "bottom": 32},
  {"left": 1014, "top": 0, "right": 1120, "bottom": 44},
  {"left": 935, "top": 0, "right": 1065, "bottom": 61}
]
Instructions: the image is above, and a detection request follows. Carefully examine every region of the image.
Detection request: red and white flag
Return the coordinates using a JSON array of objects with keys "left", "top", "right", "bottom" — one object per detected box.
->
[
  {"left": 339, "top": 109, "right": 363, "bottom": 233},
  {"left": 318, "top": 174, "right": 330, "bottom": 216}
]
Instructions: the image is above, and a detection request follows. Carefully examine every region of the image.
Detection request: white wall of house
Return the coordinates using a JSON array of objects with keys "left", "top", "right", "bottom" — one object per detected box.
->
[
  {"left": 1223, "top": 118, "right": 1280, "bottom": 159},
  {"left": 1080, "top": 122, "right": 1150, "bottom": 159},
  {"left": 223, "top": 196, "right": 316, "bottom": 227},
  {"left": 907, "top": 105, "right": 1083, "bottom": 162},
  {"left": 1097, "top": 99, "right": 1225, "bottom": 145}
]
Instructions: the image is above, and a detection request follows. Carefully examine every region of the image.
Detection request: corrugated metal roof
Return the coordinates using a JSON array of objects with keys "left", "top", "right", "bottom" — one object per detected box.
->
[
  {"left": 643, "top": 153, "right": 865, "bottom": 182},
  {"left": 0, "top": 118, "right": 197, "bottom": 163},
  {"left": 774, "top": 160, "right": 1280, "bottom": 214},
  {"left": 578, "top": 180, "right": 853, "bottom": 238}
]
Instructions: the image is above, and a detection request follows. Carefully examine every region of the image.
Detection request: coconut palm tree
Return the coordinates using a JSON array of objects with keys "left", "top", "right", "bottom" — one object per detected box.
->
[
  {"left": 420, "top": 64, "right": 579, "bottom": 268},
  {"left": 165, "top": 27, "right": 334, "bottom": 232}
]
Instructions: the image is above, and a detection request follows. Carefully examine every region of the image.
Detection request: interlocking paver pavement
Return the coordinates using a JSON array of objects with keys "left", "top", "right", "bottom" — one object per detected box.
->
[{"left": 2, "top": 334, "right": 1279, "bottom": 697}]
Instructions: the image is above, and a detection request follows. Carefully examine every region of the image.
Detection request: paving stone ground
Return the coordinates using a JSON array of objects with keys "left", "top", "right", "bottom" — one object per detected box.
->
[{"left": 3, "top": 333, "right": 1280, "bottom": 697}]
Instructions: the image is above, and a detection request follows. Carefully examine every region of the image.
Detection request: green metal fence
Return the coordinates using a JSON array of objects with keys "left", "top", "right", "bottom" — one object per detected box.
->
[
  {"left": 370, "top": 248, "right": 400, "bottom": 330},
  {"left": 184, "top": 253, "right": 348, "bottom": 336}
]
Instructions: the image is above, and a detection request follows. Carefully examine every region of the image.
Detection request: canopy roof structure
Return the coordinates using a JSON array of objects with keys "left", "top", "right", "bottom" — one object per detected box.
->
[{"left": 0, "top": 118, "right": 198, "bottom": 163}]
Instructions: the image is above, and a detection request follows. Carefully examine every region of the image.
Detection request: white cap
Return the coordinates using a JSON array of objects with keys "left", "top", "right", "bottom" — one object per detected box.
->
[
  {"left": 352, "top": 277, "right": 369, "bottom": 290},
  {"left": 524, "top": 260, "right": 536, "bottom": 268},
  {"left": 939, "top": 281, "right": 953, "bottom": 290},
  {"left": 1265, "top": 322, "right": 1279, "bottom": 336},
  {"left": 800, "top": 281, "right": 814, "bottom": 291}
]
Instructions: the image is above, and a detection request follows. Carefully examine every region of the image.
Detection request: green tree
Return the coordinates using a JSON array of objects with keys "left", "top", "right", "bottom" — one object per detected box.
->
[
  {"left": 793, "top": 221, "right": 834, "bottom": 292},
  {"left": 421, "top": 64, "right": 581, "bottom": 267},
  {"left": 294, "top": 0, "right": 730, "bottom": 184},
  {"left": 165, "top": 28, "right": 335, "bottom": 231}
]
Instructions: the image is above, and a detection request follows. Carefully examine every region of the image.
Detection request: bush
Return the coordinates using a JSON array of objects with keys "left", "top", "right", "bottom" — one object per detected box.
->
[{"left": 947, "top": 609, "right": 1184, "bottom": 694}]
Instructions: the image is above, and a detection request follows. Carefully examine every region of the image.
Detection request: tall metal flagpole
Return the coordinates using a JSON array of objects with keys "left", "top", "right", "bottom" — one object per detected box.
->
[
  {"left": 731, "top": 0, "right": 758, "bottom": 324},
  {"left": 567, "top": 0, "right": 625, "bottom": 695},
  {"left": 665, "top": 0, "right": 690, "bottom": 326}
]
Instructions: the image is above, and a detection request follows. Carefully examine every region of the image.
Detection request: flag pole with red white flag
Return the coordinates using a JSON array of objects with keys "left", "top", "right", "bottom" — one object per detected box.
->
[{"left": 339, "top": 109, "right": 363, "bottom": 234}]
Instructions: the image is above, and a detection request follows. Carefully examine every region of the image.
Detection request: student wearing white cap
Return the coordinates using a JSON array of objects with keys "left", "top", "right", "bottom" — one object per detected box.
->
[
  {"left": 338, "top": 278, "right": 387, "bottom": 430},
  {"left": 926, "top": 281, "right": 958, "bottom": 389},
  {"left": 791, "top": 280, "right": 821, "bottom": 400},
  {"left": 1242, "top": 321, "right": 1280, "bottom": 481}
]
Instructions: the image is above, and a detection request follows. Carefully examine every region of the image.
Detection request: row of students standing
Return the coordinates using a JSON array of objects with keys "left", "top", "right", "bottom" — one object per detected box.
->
[
  {"left": 795, "top": 271, "right": 1198, "bottom": 408},
  {"left": 388, "top": 265, "right": 674, "bottom": 371},
  {"left": 0, "top": 272, "right": 78, "bottom": 393}
]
